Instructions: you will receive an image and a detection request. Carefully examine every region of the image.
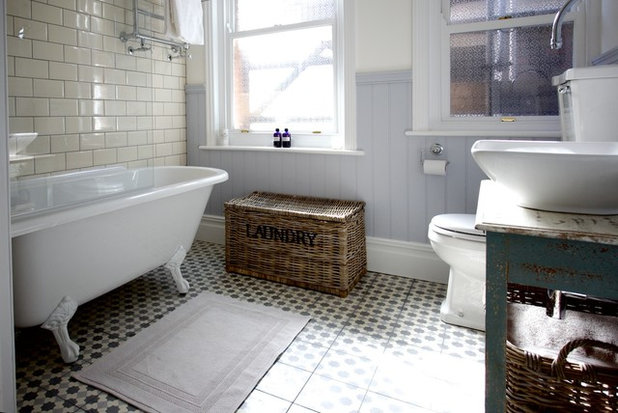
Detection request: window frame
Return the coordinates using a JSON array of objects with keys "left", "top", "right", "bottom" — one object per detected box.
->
[
  {"left": 204, "top": 0, "right": 356, "bottom": 150},
  {"left": 411, "top": 0, "right": 589, "bottom": 137}
]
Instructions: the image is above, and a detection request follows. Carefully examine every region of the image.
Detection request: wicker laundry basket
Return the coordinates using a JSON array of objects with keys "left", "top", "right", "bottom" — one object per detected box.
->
[
  {"left": 507, "top": 283, "right": 618, "bottom": 317},
  {"left": 225, "top": 192, "right": 366, "bottom": 297},
  {"left": 506, "top": 303, "right": 618, "bottom": 412}
]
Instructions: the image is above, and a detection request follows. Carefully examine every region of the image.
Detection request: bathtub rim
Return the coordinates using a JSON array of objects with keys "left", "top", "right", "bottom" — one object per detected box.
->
[{"left": 10, "top": 166, "right": 228, "bottom": 238}]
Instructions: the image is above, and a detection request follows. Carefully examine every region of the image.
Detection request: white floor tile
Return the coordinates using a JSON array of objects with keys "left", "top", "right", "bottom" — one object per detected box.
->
[
  {"left": 279, "top": 339, "right": 330, "bottom": 372},
  {"left": 256, "top": 362, "right": 312, "bottom": 402},
  {"left": 295, "top": 374, "right": 367, "bottom": 413},
  {"left": 360, "top": 391, "right": 435, "bottom": 413},
  {"left": 237, "top": 390, "right": 290, "bottom": 413}
]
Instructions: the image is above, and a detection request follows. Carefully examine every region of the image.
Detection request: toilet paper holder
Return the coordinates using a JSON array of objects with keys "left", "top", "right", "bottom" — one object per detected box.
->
[
  {"left": 421, "top": 143, "right": 445, "bottom": 162},
  {"left": 430, "top": 143, "right": 444, "bottom": 155},
  {"left": 421, "top": 143, "right": 449, "bottom": 176}
]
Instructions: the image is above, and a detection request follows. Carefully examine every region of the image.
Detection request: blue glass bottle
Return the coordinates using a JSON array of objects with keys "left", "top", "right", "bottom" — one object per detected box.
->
[
  {"left": 281, "top": 128, "right": 291, "bottom": 148},
  {"left": 273, "top": 128, "right": 281, "bottom": 148}
]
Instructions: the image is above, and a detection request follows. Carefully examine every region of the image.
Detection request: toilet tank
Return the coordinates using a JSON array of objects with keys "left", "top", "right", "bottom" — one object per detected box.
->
[{"left": 552, "top": 65, "right": 618, "bottom": 142}]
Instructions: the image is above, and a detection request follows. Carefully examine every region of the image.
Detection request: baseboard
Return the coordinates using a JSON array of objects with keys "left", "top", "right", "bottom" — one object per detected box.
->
[
  {"left": 196, "top": 215, "right": 449, "bottom": 284},
  {"left": 365, "top": 236, "right": 449, "bottom": 284},
  {"left": 196, "top": 214, "right": 226, "bottom": 244}
]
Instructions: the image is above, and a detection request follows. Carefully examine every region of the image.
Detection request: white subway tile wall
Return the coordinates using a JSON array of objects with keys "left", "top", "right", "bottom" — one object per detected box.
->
[{"left": 7, "top": 0, "right": 187, "bottom": 178}]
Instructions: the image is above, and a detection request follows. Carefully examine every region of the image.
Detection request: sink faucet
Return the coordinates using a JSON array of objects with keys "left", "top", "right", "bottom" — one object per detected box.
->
[{"left": 551, "top": 0, "right": 582, "bottom": 49}]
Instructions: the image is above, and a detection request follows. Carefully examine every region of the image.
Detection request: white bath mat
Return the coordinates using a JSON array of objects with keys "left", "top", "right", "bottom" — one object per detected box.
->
[{"left": 73, "top": 292, "right": 309, "bottom": 412}]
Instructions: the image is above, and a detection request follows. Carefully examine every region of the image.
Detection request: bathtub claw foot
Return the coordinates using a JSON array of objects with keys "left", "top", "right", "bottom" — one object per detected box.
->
[
  {"left": 165, "top": 246, "right": 189, "bottom": 294},
  {"left": 41, "top": 296, "right": 80, "bottom": 363}
]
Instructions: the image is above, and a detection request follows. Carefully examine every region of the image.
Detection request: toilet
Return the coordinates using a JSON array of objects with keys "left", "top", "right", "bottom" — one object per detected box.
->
[{"left": 428, "top": 214, "right": 486, "bottom": 331}]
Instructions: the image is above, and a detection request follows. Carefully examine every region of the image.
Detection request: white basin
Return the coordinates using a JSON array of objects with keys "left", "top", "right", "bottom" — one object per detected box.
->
[{"left": 471, "top": 140, "right": 618, "bottom": 215}]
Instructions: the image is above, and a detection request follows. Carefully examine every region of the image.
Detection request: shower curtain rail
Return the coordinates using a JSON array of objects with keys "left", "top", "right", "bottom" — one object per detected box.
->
[
  {"left": 120, "top": 31, "right": 188, "bottom": 51},
  {"left": 119, "top": 0, "right": 189, "bottom": 58}
]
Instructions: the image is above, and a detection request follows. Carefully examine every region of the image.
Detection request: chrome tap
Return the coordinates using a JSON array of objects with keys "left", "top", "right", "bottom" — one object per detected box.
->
[
  {"left": 551, "top": 0, "right": 582, "bottom": 49},
  {"left": 127, "top": 38, "right": 151, "bottom": 55}
]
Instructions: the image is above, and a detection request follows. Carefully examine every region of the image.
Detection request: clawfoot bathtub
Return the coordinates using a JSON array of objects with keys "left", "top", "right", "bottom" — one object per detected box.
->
[{"left": 10, "top": 166, "right": 228, "bottom": 362}]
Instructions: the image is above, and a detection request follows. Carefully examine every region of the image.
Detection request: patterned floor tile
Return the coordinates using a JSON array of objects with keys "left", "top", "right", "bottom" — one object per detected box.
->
[
  {"left": 440, "top": 324, "right": 485, "bottom": 362},
  {"left": 400, "top": 298, "right": 444, "bottom": 321},
  {"left": 15, "top": 329, "right": 72, "bottom": 387},
  {"left": 14, "top": 240, "right": 486, "bottom": 413},
  {"left": 350, "top": 271, "right": 378, "bottom": 292},
  {"left": 294, "top": 319, "right": 343, "bottom": 347},
  {"left": 278, "top": 339, "right": 330, "bottom": 372},
  {"left": 42, "top": 374, "right": 119, "bottom": 413},
  {"left": 345, "top": 310, "right": 399, "bottom": 342},
  {"left": 16, "top": 391, "right": 81, "bottom": 413},
  {"left": 75, "top": 392, "right": 143, "bottom": 413},
  {"left": 312, "top": 293, "right": 363, "bottom": 318},
  {"left": 382, "top": 342, "right": 435, "bottom": 364},
  {"left": 272, "top": 288, "right": 321, "bottom": 315},
  {"left": 363, "top": 274, "right": 413, "bottom": 307},
  {"left": 388, "top": 321, "right": 446, "bottom": 354},
  {"left": 330, "top": 327, "right": 389, "bottom": 361},
  {"left": 314, "top": 348, "right": 379, "bottom": 388}
]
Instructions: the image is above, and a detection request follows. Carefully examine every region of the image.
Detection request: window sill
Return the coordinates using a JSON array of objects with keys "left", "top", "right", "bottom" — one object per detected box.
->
[
  {"left": 199, "top": 145, "right": 365, "bottom": 156},
  {"left": 404, "top": 129, "right": 562, "bottom": 138}
]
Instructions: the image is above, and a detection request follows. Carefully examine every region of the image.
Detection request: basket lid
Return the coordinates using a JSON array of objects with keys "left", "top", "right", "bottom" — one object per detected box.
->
[{"left": 225, "top": 191, "right": 365, "bottom": 222}]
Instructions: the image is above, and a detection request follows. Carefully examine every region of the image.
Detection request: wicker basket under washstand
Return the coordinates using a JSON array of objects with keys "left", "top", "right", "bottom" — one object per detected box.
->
[{"left": 505, "top": 294, "right": 618, "bottom": 413}]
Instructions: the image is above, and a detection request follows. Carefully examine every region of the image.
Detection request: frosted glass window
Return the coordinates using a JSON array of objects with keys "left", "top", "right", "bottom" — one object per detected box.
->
[
  {"left": 235, "top": 0, "right": 335, "bottom": 31},
  {"left": 232, "top": 26, "right": 335, "bottom": 131},
  {"left": 450, "top": 24, "right": 573, "bottom": 117},
  {"left": 449, "top": 0, "right": 564, "bottom": 23},
  {"left": 412, "top": 0, "right": 586, "bottom": 135}
]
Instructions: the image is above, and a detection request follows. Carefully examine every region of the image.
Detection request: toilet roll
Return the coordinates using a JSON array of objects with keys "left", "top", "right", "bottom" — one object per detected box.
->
[{"left": 423, "top": 159, "right": 448, "bottom": 176}]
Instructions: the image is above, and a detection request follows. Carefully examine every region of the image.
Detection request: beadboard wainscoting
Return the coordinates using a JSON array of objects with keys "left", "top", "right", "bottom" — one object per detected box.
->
[
  {"left": 196, "top": 214, "right": 450, "bottom": 283},
  {"left": 187, "top": 71, "right": 494, "bottom": 282}
]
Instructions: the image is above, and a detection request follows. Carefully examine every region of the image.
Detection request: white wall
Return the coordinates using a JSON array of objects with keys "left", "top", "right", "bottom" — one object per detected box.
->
[
  {"left": 354, "top": 0, "right": 412, "bottom": 72},
  {"left": 186, "top": 0, "right": 413, "bottom": 82}
]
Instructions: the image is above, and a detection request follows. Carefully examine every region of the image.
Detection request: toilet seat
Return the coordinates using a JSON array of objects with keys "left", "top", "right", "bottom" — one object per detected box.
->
[{"left": 429, "top": 214, "right": 485, "bottom": 242}]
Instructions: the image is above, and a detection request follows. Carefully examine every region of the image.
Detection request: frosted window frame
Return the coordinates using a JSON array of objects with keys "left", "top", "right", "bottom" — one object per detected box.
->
[
  {"left": 204, "top": 0, "right": 356, "bottom": 150},
  {"left": 448, "top": 0, "right": 565, "bottom": 24},
  {"left": 411, "top": 0, "right": 589, "bottom": 137},
  {"left": 234, "top": 0, "right": 336, "bottom": 32}
]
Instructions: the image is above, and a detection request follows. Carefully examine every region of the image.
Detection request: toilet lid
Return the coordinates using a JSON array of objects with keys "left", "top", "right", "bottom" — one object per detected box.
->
[{"left": 430, "top": 214, "right": 485, "bottom": 238}]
